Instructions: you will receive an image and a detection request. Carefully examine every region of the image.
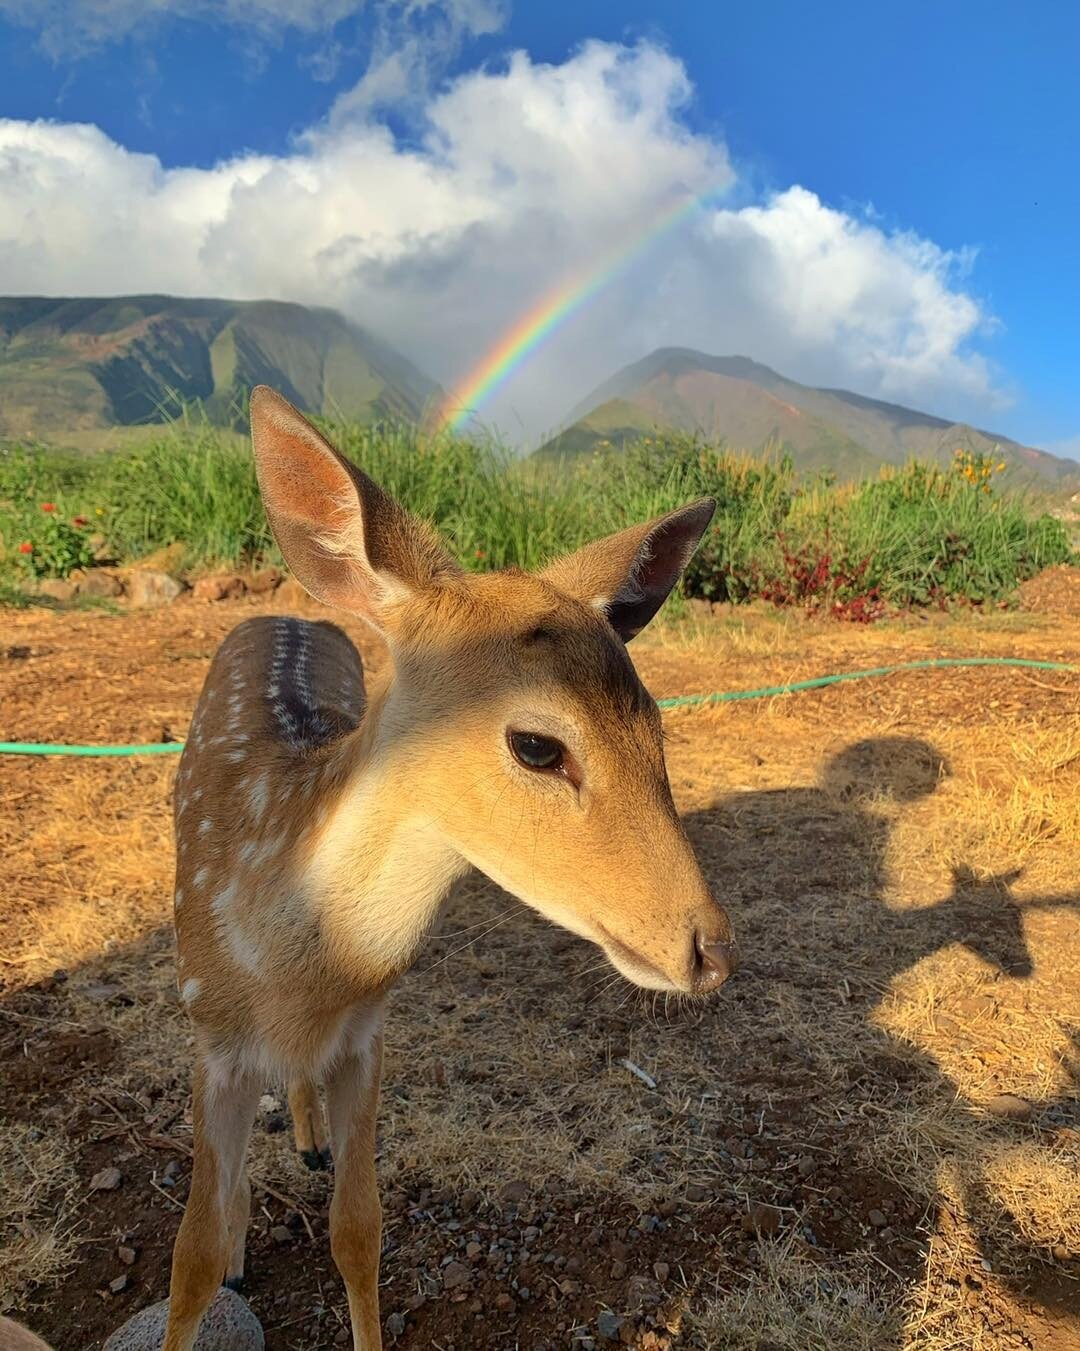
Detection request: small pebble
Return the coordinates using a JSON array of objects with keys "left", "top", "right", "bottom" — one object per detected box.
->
[
  {"left": 90, "top": 1167, "right": 123, "bottom": 1192},
  {"left": 653, "top": 1261, "right": 670, "bottom": 1283},
  {"left": 270, "top": 1225, "right": 292, "bottom": 1245},
  {"left": 986, "top": 1093, "right": 1033, "bottom": 1122},
  {"left": 868, "top": 1209, "right": 887, "bottom": 1228},
  {"left": 109, "top": 1274, "right": 129, "bottom": 1294},
  {"left": 117, "top": 1246, "right": 136, "bottom": 1266}
]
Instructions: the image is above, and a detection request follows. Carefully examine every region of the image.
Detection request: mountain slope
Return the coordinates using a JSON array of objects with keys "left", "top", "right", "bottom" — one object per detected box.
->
[
  {"left": 0, "top": 296, "right": 440, "bottom": 442},
  {"left": 544, "top": 348, "right": 1076, "bottom": 482}
]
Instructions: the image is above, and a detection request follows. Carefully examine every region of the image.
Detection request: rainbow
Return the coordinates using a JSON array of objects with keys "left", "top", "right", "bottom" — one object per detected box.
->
[{"left": 437, "top": 192, "right": 714, "bottom": 432}]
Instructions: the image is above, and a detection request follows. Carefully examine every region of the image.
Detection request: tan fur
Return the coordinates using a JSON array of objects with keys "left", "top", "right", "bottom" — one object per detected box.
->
[
  {"left": 164, "top": 388, "right": 735, "bottom": 1351},
  {"left": 0, "top": 1317, "right": 54, "bottom": 1351}
]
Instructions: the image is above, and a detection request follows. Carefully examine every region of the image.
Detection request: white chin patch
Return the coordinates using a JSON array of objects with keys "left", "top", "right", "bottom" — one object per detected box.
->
[{"left": 603, "top": 945, "right": 684, "bottom": 993}]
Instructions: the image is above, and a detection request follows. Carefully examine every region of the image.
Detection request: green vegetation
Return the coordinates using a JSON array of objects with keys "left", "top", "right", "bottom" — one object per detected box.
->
[
  {"left": 0, "top": 425, "right": 1072, "bottom": 619},
  {"left": 543, "top": 346, "right": 1080, "bottom": 484},
  {"left": 0, "top": 296, "right": 440, "bottom": 443}
]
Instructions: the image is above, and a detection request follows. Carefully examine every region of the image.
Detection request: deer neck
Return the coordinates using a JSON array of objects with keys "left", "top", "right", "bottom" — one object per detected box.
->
[{"left": 302, "top": 672, "right": 469, "bottom": 993}]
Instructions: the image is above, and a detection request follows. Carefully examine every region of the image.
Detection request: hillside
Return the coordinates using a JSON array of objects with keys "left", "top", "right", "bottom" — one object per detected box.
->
[
  {"left": 0, "top": 296, "right": 440, "bottom": 444},
  {"left": 542, "top": 348, "right": 1077, "bottom": 482}
]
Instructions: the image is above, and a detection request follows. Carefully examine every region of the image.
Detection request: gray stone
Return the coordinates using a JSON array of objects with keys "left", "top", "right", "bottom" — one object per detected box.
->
[
  {"left": 596, "top": 1310, "right": 622, "bottom": 1341},
  {"left": 124, "top": 569, "right": 183, "bottom": 607},
  {"left": 36, "top": 578, "right": 77, "bottom": 602},
  {"left": 78, "top": 569, "right": 124, "bottom": 598},
  {"left": 103, "top": 1287, "right": 264, "bottom": 1351}
]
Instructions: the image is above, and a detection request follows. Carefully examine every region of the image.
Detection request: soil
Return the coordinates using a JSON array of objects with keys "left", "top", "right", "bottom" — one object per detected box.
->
[{"left": 1, "top": 579, "right": 1078, "bottom": 1350}]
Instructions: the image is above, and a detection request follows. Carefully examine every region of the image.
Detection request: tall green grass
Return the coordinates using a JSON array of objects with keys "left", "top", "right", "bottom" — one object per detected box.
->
[{"left": 0, "top": 423, "right": 1072, "bottom": 615}]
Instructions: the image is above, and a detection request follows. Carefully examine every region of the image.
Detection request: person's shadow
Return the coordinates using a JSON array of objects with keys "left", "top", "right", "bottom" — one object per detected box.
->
[{"left": 682, "top": 736, "right": 1079, "bottom": 1336}]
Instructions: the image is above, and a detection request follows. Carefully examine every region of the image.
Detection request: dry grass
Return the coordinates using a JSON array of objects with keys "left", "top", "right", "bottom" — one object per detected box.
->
[
  {"left": 1, "top": 588, "right": 1078, "bottom": 1346},
  {"left": 0, "top": 1125, "right": 80, "bottom": 1312}
]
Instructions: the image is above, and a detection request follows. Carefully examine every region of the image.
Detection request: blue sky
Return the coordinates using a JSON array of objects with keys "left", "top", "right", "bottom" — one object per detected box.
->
[{"left": 0, "top": 0, "right": 1077, "bottom": 454}]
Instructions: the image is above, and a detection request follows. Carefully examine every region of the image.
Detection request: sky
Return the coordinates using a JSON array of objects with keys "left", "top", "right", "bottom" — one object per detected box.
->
[{"left": 0, "top": 1, "right": 1077, "bottom": 454}]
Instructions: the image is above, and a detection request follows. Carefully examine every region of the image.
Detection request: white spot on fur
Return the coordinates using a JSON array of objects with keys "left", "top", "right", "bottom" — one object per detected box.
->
[
  {"left": 211, "top": 879, "right": 239, "bottom": 916},
  {"left": 199, "top": 818, "right": 213, "bottom": 835},
  {"left": 247, "top": 774, "right": 268, "bottom": 821},
  {"left": 193, "top": 865, "right": 209, "bottom": 888},
  {"left": 174, "top": 888, "right": 184, "bottom": 910},
  {"left": 181, "top": 978, "right": 201, "bottom": 1003}
]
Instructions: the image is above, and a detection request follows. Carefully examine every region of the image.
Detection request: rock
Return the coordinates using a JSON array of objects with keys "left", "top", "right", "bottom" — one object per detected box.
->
[
  {"left": 500, "top": 1180, "right": 530, "bottom": 1204},
  {"left": 442, "top": 1261, "right": 471, "bottom": 1290},
  {"left": 610, "top": 1260, "right": 627, "bottom": 1280},
  {"left": 796, "top": 1156, "right": 816, "bottom": 1178},
  {"left": 275, "top": 577, "right": 309, "bottom": 609},
  {"left": 465, "top": 1241, "right": 483, "bottom": 1260},
  {"left": 110, "top": 1275, "right": 129, "bottom": 1294},
  {"left": 740, "top": 1202, "right": 781, "bottom": 1237},
  {"left": 1053, "top": 1244, "right": 1070, "bottom": 1261},
  {"left": 385, "top": 1312, "right": 406, "bottom": 1337},
  {"left": 118, "top": 1246, "right": 137, "bottom": 1265},
  {"left": 597, "top": 1311, "right": 623, "bottom": 1342},
  {"left": 986, "top": 1093, "right": 1033, "bottom": 1121},
  {"left": 36, "top": 578, "right": 77, "bottom": 602},
  {"left": 103, "top": 1287, "right": 264, "bottom": 1350},
  {"left": 90, "top": 1166, "right": 123, "bottom": 1192},
  {"left": 193, "top": 574, "right": 247, "bottom": 602},
  {"left": 653, "top": 1261, "right": 670, "bottom": 1283},
  {"left": 125, "top": 570, "right": 183, "bottom": 608},
  {"left": 247, "top": 566, "right": 282, "bottom": 594},
  {"left": 495, "top": 1293, "right": 516, "bottom": 1313},
  {"left": 79, "top": 569, "right": 124, "bottom": 598},
  {"left": 867, "top": 1209, "right": 887, "bottom": 1228},
  {"left": 685, "top": 1184, "right": 706, "bottom": 1203},
  {"left": 270, "top": 1225, "right": 292, "bottom": 1245}
]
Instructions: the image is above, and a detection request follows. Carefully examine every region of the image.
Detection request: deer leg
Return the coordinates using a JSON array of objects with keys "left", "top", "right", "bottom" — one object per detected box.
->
[
  {"left": 289, "top": 1075, "right": 332, "bottom": 1171},
  {"left": 162, "top": 1059, "right": 261, "bottom": 1351},
  {"left": 224, "top": 1169, "right": 252, "bottom": 1290},
  {"left": 326, "top": 1033, "right": 385, "bottom": 1351}
]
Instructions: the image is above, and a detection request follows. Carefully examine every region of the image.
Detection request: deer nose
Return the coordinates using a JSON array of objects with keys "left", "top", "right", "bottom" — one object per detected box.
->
[{"left": 694, "top": 931, "right": 738, "bottom": 992}]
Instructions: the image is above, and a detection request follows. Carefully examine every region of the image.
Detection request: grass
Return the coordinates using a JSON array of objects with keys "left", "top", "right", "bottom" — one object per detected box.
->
[{"left": 0, "top": 425, "right": 1072, "bottom": 614}]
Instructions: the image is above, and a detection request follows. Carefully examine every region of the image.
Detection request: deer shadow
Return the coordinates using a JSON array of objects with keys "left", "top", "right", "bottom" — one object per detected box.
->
[{"left": 681, "top": 735, "right": 1080, "bottom": 1337}]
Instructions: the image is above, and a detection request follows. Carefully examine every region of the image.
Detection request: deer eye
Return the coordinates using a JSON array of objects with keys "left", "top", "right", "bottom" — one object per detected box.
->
[{"left": 508, "top": 730, "right": 565, "bottom": 772}]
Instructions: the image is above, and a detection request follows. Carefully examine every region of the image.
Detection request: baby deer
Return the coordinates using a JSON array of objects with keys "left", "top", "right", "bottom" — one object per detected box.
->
[{"left": 163, "top": 387, "right": 737, "bottom": 1350}]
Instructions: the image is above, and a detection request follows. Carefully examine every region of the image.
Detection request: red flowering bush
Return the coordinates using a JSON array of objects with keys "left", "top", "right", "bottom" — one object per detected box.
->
[{"left": 13, "top": 504, "right": 96, "bottom": 580}]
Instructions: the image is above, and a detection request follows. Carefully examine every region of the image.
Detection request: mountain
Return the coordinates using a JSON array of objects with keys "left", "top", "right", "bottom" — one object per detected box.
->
[
  {"left": 0, "top": 296, "right": 440, "bottom": 444},
  {"left": 541, "top": 348, "right": 1077, "bottom": 483}
]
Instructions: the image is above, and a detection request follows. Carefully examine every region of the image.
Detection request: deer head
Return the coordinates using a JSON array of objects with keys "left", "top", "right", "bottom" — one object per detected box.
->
[{"left": 251, "top": 387, "right": 737, "bottom": 995}]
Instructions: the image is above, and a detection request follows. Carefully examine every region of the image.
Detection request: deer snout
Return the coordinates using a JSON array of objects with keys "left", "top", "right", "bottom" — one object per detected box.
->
[{"left": 692, "top": 921, "right": 739, "bottom": 994}]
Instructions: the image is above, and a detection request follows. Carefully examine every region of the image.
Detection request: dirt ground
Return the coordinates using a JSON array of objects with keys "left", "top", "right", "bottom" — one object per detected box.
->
[{"left": 1, "top": 569, "right": 1078, "bottom": 1350}]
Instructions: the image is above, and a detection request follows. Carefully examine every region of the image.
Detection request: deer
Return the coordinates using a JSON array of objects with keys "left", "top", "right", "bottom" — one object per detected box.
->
[{"left": 162, "top": 386, "right": 738, "bottom": 1351}]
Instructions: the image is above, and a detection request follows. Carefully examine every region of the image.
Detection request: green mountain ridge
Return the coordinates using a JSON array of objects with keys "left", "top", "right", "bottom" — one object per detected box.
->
[
  {"left": 0, "top": 295, "right": 441, "bottom": 443},
  {"left": 543, "top": 347, "right": 1077, "bottom": 483}
]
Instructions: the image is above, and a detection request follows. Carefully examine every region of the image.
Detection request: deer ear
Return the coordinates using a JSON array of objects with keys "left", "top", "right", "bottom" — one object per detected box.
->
[
  {"left": 250, "top": 386, "right": 459, "bottom": 630},
  {"left": 541, "top": 498, "right": 715, "bottom": 641}
]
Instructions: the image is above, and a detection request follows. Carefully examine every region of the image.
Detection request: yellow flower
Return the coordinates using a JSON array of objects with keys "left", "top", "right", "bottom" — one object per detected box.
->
[{"left": 996, "top": 461, "right": 1006, "bottom": 473}]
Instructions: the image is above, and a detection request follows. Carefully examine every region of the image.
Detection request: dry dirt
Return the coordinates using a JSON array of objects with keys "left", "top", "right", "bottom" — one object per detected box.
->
[{"left": 1, "top": 572, "right": 1078, "bottom": 1351}]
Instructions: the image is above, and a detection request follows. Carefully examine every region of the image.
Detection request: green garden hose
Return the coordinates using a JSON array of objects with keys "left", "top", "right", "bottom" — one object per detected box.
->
[{"left": 0, "top": 657, "right": 1073, "bottom": 757}]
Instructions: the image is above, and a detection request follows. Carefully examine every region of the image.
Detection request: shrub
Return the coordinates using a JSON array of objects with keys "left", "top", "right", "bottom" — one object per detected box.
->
[{"left": 0, "top": 427, "right": 1072, "bottom": 615}]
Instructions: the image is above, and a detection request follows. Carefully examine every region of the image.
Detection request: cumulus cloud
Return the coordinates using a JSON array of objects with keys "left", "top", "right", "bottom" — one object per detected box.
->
[{"left": 0, "top": 40, "right": 1002, "bottom": 442}]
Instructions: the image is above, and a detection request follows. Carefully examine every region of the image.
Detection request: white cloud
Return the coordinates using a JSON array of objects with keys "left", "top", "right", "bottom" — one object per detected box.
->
[
  {"left": 0, "top": 0, "right": 362, "bottom": 56},
  {"left": 0, "top": 40, "right": 1003, "bottom": 443},
  {"left": 0, "top": 0, "right": 505, "bottom": 65}
]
